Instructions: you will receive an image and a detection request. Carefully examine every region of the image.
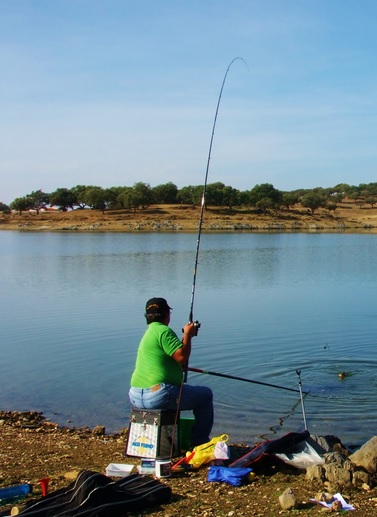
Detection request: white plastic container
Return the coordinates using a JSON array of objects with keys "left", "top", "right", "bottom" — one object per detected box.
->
[
  {"left": 137, "top": 458, "right": 156, "bottom": 475},
  {"left": 155, "top": 458, "right": 171, "bottom": 478},
  {"left": 105, "top": 463, "right": 134, "bottom": 477}
]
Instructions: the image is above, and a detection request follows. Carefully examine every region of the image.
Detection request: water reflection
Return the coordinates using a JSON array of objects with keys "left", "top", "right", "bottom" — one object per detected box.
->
[{"left": 0, "top": 231, "right": 376, "bottom": 447}]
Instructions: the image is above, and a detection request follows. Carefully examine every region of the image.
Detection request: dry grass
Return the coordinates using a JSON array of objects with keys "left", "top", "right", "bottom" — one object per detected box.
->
[{"left": 2, "top": 201, "right": 377, "bottom": 233}]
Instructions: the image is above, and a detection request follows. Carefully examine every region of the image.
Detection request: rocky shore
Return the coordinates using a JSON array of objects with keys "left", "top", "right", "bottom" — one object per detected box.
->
[{"left": 1, "top": 411, "right": 377, "bottom": 515}]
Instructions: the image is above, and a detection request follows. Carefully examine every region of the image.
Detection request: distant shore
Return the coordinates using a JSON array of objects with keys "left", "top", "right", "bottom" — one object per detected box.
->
[{"left": 1, "top": 202, "right": 377, "bottom": 233}]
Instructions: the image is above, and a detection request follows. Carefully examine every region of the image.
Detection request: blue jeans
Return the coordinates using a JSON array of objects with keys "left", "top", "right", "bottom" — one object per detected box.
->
[{"left": 129, "top": 383, "right": 213, "bottom": 447}]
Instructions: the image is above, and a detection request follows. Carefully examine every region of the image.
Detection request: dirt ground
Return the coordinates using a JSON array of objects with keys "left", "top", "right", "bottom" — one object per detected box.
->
[
  {"left": 1, "top": 201, "right": 377, "bottom": 233},
  {"left": 1, "top": 412, "right": 377, "bottom": 516}
]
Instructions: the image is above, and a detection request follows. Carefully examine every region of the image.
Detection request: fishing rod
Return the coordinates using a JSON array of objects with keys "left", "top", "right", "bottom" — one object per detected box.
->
[
  {"left": 188, "top": 366, "right": 308, "bottom": 394},
  {"left": 185, "top": 57, "right": 247, "bottom": 381}
]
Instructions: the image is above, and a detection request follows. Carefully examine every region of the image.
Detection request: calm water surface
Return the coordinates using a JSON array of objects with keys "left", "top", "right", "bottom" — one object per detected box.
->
[{"left": 1, "top": 231, "right": 376, "bottom": 448}]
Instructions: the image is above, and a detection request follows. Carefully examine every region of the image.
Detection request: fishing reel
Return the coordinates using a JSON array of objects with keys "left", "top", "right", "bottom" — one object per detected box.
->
[
  {"left": 182, "top": 320, "right": 201, "bottom": 336},
  {"left": 192, "top": 320, "right": 201, "bottom": 336}
]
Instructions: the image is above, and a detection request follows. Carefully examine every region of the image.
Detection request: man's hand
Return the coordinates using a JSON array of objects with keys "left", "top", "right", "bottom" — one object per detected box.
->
[{"left": 183, "top": 322, "right": 198, "bottom": 337}]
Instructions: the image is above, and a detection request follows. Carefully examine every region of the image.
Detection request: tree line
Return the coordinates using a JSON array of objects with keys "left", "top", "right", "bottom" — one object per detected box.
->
[{"left": 2, "top": 181, "right": 377, "bottom": 215}]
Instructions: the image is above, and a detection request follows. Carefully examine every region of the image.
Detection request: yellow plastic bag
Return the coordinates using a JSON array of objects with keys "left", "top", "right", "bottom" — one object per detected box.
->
[{"left": 186, "top": 434, "right": 229, "bottom": 468}]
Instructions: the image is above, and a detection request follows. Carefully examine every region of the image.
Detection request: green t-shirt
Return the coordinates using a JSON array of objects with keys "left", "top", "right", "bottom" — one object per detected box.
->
[{"left": 130, "top": 322, "right": 183, "bottom": 387}]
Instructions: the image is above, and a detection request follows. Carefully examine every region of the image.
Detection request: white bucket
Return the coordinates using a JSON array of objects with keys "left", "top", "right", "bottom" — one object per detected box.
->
[{"left": 155, "top": 458, "right": 171, "bottom": 478}]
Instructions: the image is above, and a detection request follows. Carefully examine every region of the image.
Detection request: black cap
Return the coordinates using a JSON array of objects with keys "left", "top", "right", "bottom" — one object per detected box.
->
[{"left": 145, "top": 297, "right": 172, "bottom": 315}]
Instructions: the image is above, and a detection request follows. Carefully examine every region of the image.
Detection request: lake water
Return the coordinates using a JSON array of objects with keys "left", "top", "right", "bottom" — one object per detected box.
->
[{"left": 1, "top": 230, "right": 376, "bottom": 449}]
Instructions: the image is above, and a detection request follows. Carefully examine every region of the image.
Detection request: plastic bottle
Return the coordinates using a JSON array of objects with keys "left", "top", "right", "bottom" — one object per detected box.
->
[{"left": 0, "top": 483, "right": 32, "bottom": 506}]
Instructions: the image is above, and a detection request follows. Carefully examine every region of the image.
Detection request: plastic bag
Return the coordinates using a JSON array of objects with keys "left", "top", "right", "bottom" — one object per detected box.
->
[
  {"left": 187, "top": 434, "right": 229, "bottom": 468},
  {"left": 207, "top": 466, "right": 252, "bottom": 486},
  {"left": 274, "top": 441, "right": 325, "bottom": 469},
  {"left": 214, "top": 441, "right": 230, "bottom": 460}
]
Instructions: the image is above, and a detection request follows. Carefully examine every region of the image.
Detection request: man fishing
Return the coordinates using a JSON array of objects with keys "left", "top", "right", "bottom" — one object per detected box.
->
[{"left": 129, "top": 297, "right": 213, "bottom": 447}]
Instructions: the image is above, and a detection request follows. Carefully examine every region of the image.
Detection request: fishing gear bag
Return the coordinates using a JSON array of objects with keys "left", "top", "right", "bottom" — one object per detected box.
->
[
  {"left": 10, "top": 470, "right": 171, "bottom": 517},
  {"left": 229, "top": 431, "right": 310, "bottom": 472}
]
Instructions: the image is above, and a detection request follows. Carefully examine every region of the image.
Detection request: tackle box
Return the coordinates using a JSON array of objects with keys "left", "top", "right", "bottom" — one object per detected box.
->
[{"left": 125, "top": 408, "right": 180, "bottom": 459}]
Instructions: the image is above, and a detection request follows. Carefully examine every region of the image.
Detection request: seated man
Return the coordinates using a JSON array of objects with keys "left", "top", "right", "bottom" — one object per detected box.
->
[{"left": 129, "top": 297, "right": 213, "bottom": 447}]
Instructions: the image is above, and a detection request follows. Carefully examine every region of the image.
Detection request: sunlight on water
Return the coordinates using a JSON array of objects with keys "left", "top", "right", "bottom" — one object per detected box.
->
[{"left": 1, "top": 231, "right": 377, "bottom": 447}]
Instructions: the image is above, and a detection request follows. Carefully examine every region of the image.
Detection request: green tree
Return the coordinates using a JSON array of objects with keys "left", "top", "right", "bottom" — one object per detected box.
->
[
  {"left": 0, "top": 202, "right": 10, "bottom": 213},
  {"left": 130, "top": 182, "right": 153, "bottom": 210},
  {"left": 152, "top": 182, "right": 178, "bottom": 204},
  {"left": 326, "top": 202, "right": 338, "bottom": 214},
  {"left": 238, "top": 190, "right": 250, "bottom": 206},
  {"left": 365, "top": 197, "right": 377, "bottom": 208},
  {"left": 301, "top": 191, "right": 326, "bottom": 213},
  {"left": 249, "top": 183, "right": 283, "bottom": 209},
  {"left": 206, "top": 182, "right": 226, "bottom": 206},
  {"left": 115, "top": 187, "right": 134, "bottom": 209},
  {"left": 332, "top": 183, "right": 351, "bottom": 198},
  {"left": 10, "top": 196, "right": 33, "bottom": 214},
  {"left": 104, "top": 186, "right": 127, "bottom": 209},
  {"left": 177, "top": 185, "right": 202, "bottom": 206},
  {"left": 281, "top": 192, "right": 299, "bottom": 210},
  {"left": 84, "top": 187, "right": 116, "bottom": 213},
  {"left": 222, "top": 186, "right": 240, "bottom": 210},
  {"left": 359, "top": 183, "right": 377, "bottom": 197},
  {"left": 49, "top": 188, "right": 77, "bottom": 211},
  {"left": 256, "top": 197, "right": 274, "bottom": 214},
  {"left": 71, "top": 185, "right": 90, "bottom": 209},
  {"left": 328, "top": 193, "right": 344, "bottom": 204},
  {"left": 26, "top": 190, "right": 50, "bottom": 214},
  {"left": 348, "top": 188, "right": 361, "bottom": 203}
]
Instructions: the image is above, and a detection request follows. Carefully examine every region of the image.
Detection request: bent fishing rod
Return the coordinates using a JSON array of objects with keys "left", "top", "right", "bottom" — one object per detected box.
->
[
  {"left": 184, "top": 57, "right": 247, "bottom": 382},
  {"left": 188, "top": 366, "right": 308, "bottom": 394}
]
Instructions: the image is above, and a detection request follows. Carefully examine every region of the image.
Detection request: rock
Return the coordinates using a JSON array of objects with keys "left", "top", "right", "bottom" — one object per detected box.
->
[
  {"left": 323, "top": 463, "right": 352, "bottom": 486},
  {"left": 309, "top": 435, "right": 342, "bottom": 454},
  {"left": 332, "top": 499, "right": 343, "bottom": 511},
  {"left": 93, "top": 426, "right": 106, "bottom": 436},
  {"left": 278, "top": 487, "right": 297, "bottom": 510},
  {"left": 44, "top": 421, "right": 58, "bottom": 429},
  {"left": 306, "top": 464, "right": 324, "bottom": 481},
  {"left": 324, "top": 451, "right": 349, "bottom": 466},
  {"left": 315, "top": 491, "right": 333, "bottom": 503},
  {"left": 352, "top": 469, "right": 371, "bottom": 488},
  {"left": 320, "top": 451, "right": 355, "bottom": 488},
  {"left": 324, "top": 481, "right": 340, "bottom": 494},
  {"left": 349, "top": 436, "right": 377, "bottom": 474},
  {"left": 64, "top": 470, "right": 81, "bottom": 480}
]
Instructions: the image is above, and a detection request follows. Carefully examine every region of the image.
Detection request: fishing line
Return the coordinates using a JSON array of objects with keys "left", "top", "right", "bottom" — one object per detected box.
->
[
  {"left": 260, "top": 400, "right": 300, "bottom": 439},
  {"left": 172, "top": 58, "right": 247, "bottom": 450},
  {"left": 185, "top": 56, "right": 247, "bottom": 381}
]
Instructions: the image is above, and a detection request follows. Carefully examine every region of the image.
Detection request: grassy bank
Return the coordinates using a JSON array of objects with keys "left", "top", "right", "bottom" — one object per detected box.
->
[{"left": 1, "top": 202, "right": 377, "bottom": 233}]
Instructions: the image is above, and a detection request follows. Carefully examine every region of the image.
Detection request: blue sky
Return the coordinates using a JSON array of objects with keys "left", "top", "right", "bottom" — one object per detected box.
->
[{"left": 2, "top": 1, "right": 377, "bottom": 204}]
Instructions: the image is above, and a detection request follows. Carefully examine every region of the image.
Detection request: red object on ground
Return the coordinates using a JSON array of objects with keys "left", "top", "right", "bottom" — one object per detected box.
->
[{"left": 38, "top": 477, "right": 50, "bottom": 496}]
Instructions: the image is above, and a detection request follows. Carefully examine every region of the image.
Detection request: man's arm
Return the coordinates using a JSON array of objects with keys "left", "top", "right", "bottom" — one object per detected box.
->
[{"left": 172, "top": 323, "right": 196, "bottom": 365}]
